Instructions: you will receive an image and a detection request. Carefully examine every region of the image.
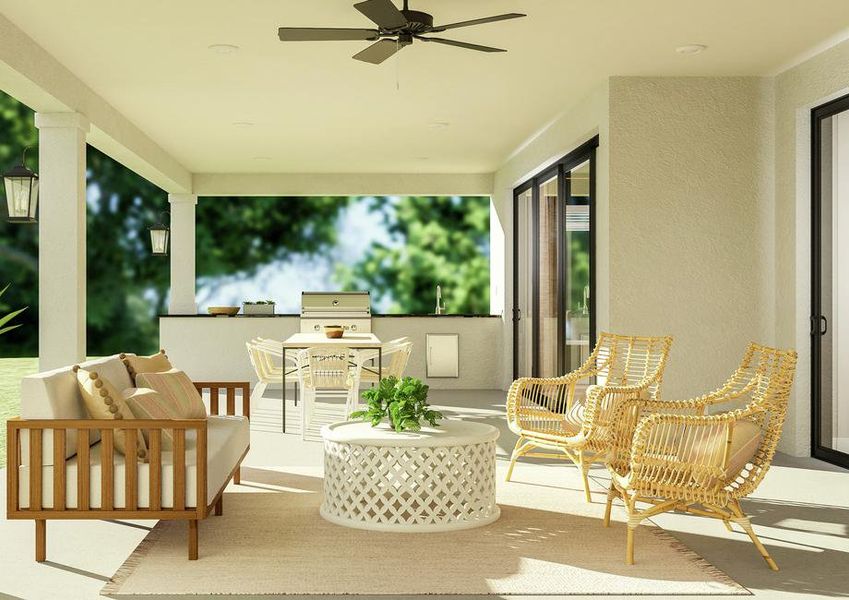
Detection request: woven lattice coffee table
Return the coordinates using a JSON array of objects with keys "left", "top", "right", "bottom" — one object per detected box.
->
[{"left": 320, "top": 420, "right": 500, "bottom": 532}]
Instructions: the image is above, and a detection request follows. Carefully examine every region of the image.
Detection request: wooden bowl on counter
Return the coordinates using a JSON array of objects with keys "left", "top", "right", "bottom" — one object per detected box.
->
[
  {"left": 208, "top": 306, "right": 240, "bottom": 317},
  {"left": 323, "top": 325, "right": 344, "bottom": 339}
]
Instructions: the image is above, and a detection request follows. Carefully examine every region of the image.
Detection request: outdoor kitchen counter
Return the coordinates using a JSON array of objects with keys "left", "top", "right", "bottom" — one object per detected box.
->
[
  {"left": 160, "top": 314, "right": 501, "bottom": 318},
  {"left": 159, "top": 314, "right": 503, "bottom": 389}
]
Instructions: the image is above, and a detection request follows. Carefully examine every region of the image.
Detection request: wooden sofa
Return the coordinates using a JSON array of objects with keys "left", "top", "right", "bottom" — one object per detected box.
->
[{"left": 5, "top": 355, "right": 250, "bottom": 561}]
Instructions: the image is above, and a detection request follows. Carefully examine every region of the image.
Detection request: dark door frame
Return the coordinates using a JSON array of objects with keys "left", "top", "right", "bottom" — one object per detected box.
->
[
  {"left": 512, "top": 135, "right": 599, "bottom": 380},
  {"left": 811, "top": 93, "right": 849, "bottom": 469}
]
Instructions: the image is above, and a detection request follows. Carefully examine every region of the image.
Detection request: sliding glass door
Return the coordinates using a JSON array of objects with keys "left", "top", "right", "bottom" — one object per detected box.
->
[
  {"left": 513, "top": 137, "right": 598, "bottom": 379},
  {"left": 812, "top": 95, "right": 849, "bottom": 469}
]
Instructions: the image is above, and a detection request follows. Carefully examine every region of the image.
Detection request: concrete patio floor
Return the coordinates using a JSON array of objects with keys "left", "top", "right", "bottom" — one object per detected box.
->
[{"left": 0, "top": 389, "right": 846, "bottom": 600}]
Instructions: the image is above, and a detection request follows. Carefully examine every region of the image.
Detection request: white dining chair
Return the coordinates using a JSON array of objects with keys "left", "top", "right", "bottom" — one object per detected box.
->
[
  {"left": 245, "top": 338, "right": 299, "bottom": 404},
  {"left": 296, "top": 346, "right": 366, "bottom": 440},
  {"left": 360, "top": 337, "right": 413, "bottom": 383}
]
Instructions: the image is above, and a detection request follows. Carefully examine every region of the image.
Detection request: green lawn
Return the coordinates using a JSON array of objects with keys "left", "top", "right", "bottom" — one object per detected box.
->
[{"left": 0, "top": 357, "right": 38, "bottom": 467}]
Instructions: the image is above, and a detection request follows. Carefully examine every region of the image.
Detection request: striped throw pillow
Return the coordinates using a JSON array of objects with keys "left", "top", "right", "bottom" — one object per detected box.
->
[
  {"left": 135, "top": 369, "right": 207, "bottom": 419},
  {"left": 123, "top": 387, "right": 179, "bottom": 450}
]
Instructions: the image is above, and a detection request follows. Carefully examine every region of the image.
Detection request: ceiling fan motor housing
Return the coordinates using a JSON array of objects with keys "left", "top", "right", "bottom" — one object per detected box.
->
[{"left": 399, "top": 10, "right": 433, "bottom": 33}]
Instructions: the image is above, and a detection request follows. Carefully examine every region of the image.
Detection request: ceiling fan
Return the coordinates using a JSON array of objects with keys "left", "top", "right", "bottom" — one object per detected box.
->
[{"left": 278, "top": 0, "right": 526, "bottom": 64}]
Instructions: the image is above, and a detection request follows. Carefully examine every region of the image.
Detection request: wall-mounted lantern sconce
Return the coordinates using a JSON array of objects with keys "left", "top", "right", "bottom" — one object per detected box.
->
[
  {"left": 3, "top": 147, "right": 39, "bottom": 223},
  {"left": 149, "top": 212, "right": 170, "bottom": 256}
]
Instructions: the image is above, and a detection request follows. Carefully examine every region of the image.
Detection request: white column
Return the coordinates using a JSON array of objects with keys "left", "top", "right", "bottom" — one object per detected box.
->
[
  {"left": 168, "top": 193, "right": 198, "bottom": 314},
  {"left": 34, "top": 112, "right": 89, "bottom": 371}
]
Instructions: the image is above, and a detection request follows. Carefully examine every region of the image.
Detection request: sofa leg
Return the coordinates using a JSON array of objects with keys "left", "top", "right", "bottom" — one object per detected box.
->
[
  {"left": 35, "top": 520, "right": 46, "bottom": 562},
  {"left": 233, "top": 467, "right": 241, "bottom": 485},
  {"left": 188, "top": 520, "right": 198, "bottom": 560},
  {"left": 215, "top": 496, "right": 223, "bottom": 516}
]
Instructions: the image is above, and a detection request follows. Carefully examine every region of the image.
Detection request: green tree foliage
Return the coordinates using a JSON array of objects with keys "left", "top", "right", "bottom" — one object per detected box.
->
[
  {"left": 196, "top": 196, "right": 350, "bottom": 287},
  {"left": 568, "top": 232, "right": 590, "bottom": 311},
  {"left": 0, "top": 94, "right": 39, "bottom": 356},
  {"left": 85, "top": 146, "right": 171, "bottom": 355},
  {"left": 337, "top": 196, "right": 491, "bottom": 314}
]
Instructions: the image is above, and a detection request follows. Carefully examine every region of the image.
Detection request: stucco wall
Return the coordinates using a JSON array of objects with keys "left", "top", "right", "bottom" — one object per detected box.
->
[
  {"left": 607, "top": 77, "right": 775, "bottom": 401},
  {"left": 159, "top": 316, "right": 503, "bottom": 390},
  {"left": 774, "top": 39, "right": 849, "bottom": 455}
]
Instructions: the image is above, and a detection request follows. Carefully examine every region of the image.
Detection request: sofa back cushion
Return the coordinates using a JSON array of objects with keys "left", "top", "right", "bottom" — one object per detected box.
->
[{"left": 20, "top": 355, "right": 133, "bottom": 464}]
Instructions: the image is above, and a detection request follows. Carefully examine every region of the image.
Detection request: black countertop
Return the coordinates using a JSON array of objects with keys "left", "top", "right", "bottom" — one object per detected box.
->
[{"left": 160, "top": 313, "right": 501, "bottom": 318}]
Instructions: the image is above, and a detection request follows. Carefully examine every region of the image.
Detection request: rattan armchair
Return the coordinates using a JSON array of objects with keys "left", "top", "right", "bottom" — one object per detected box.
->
[
  {"left": 603, "top": 343, "right": 797, "bottom": 571},
  {"left": 505, "top": 332, "right": 673, "bottom": 502}
]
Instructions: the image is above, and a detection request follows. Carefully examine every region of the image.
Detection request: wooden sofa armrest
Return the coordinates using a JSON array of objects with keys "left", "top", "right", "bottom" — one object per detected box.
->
[
  {"left": 7, "top": 417, "right": 208, "bottom": 517},
  {"left": 193, "top": 381, "right": 251, "bottom": 419}
]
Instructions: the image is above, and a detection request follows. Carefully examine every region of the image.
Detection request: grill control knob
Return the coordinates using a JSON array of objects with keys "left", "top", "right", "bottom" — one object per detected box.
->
[
  {"left": 351, "top": 324, "right": 357, "bottom": 331},
  {"left": 314, "top": 324, "right": 320, "bottom": 331}
]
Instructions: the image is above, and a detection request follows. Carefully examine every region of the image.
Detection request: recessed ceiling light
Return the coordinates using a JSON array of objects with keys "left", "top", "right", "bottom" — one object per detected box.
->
[
  {"left": 675, "top": 44, "right": 707, "bottom": 55},
  {"left": 233, "top": 121, "right": 254, "bottom": 128},
  {"left": 208, "top": 43, "right": 240, "bottom": 54},
  {"left": 428, "top": 120, "right": 451, "bottom": 129}
]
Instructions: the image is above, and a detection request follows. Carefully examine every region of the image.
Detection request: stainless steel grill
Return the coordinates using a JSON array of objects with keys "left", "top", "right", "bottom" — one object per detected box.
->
[{"left": 300, "top": 291, "right": 372, "bottom": 334}]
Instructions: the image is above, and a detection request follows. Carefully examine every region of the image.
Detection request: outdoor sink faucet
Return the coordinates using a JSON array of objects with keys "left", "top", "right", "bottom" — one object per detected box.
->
[{"left": 435, "top": 284, "right": 446, "bottom": 315}]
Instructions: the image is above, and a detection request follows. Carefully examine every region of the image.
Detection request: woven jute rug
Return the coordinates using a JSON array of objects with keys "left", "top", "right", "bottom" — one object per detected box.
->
[{"left": 103, "top": 464, "right": 748, "bottom": 596}]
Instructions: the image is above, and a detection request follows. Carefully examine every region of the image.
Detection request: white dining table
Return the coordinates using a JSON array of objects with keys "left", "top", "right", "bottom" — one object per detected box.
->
[{"left": 279, "top": 332, "right": 384, "bottom": 433}]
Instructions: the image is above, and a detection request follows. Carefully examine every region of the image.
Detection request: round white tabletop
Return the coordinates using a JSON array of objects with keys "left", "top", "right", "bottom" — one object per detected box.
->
[
  {"left": 320, "top": 419, "right": 500, "bottom": 532},
  {"left": 321, "top": 420, "right": 500, "bottom": 446}
]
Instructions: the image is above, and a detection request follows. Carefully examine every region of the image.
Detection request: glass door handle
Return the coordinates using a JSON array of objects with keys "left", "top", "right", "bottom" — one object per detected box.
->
[
  {"left": 811, "top": 315, "right": 829, "bottom": 335},
  {"left": 821, "top": 315, "right": 828, "bottom": 335}
]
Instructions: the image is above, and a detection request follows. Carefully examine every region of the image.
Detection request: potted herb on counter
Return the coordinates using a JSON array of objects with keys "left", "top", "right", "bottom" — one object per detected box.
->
[{"left": 242, "top": 300, "right": 276, "bottom": 316}]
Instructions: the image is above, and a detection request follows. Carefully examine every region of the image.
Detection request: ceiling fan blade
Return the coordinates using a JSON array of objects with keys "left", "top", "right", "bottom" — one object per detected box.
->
[
  {"left": 416, "top": 36, "right": 506, "bottom": 53},
  {"left": 278, "top": 27, "right": 380, "bottom": 41},
  {"left": 352, "top": 38, "right": 404, "bottom": 64},
  {"left": 431, "top": 13, "right": 526, "bottom": 33},
  {"left": 354, "top": 0, "right": 408, "bottom": 30}
]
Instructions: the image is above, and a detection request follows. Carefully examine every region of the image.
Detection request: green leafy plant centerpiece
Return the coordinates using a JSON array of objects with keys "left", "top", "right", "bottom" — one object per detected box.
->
[
  {"left": 350, "top": 376, "right": 444, "bottom": 433},
  {"left": 0, "top": 284, "right": 27, "bottom": 337}
]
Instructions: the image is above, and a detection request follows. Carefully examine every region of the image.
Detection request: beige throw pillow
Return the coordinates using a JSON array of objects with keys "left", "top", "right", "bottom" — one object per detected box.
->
[
  {"left": 136, "top": 369, "right": 207, "bottom": 419},
  {"left": 120, "top": 350, "right": 173, "bottom": 384},
  {"left": 74, "top": 366, "right": 148, "bottom": 461}
]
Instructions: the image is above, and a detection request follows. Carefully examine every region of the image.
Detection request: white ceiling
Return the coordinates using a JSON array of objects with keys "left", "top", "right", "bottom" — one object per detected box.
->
[{"left": 1, "top": 0, "right": 848, "bottom": 175}]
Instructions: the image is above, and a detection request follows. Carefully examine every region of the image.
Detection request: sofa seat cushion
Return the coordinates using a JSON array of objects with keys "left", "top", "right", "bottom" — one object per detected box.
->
[
  {"left": 20, "top": 355, "right": 133, "bottom": 464},
  {"left": 18, "top": 415, "right": 249, "bottom": 509}
]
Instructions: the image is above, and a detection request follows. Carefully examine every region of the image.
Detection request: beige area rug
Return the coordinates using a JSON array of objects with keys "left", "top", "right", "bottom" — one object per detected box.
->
[{"left": 103, "top": 464, "right": 748, "bottom": 596}]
